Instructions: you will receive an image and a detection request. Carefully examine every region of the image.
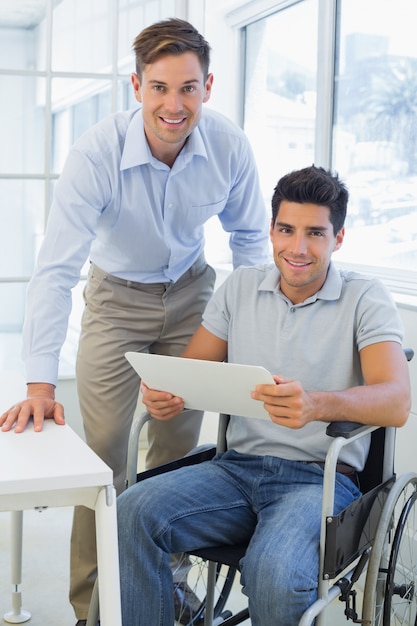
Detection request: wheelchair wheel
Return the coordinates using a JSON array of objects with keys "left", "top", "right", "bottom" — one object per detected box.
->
[
  {"left": 174, "top": 553, "right": 237, "bottom": 625},
  {"left": 362, "top": 473, "right": 417, "bottom": 625},
  {"left": 383, "top": 489, "right": 417, "bottom": 625}
]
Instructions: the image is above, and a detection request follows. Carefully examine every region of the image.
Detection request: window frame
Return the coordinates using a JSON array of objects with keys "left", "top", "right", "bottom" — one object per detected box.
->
[{"left": 0, "top": 0, "right": 184, "bottom": 285}]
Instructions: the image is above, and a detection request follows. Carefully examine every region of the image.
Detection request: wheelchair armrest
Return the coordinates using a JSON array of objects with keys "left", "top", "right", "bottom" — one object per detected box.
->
[
  {"left": 125, "top": 411, "right": 218, "bottom": 489},
  {"left": 326, "top": 422, "right": 373, "bottom": 439}
]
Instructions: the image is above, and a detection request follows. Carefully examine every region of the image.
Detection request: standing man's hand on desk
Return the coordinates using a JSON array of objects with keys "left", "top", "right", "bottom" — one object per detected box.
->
[{"left": 0, "top": 382, "right": 65, "bottom": 433}]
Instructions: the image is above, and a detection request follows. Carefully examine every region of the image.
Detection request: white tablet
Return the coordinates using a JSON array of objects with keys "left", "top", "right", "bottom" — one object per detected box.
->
[{"left": 125, "top": 352, "right": 275, "bottom": 420}]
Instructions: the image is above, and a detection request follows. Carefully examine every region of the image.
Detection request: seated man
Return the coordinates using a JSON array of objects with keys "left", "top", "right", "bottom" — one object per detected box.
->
[{"left": 117, "top": 165, "right": 411, "bottom": 626}]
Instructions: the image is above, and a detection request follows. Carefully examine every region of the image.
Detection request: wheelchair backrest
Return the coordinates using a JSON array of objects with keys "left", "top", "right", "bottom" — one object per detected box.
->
[{"left": 358, "top": 427, "right": 388, "bottom": 494}]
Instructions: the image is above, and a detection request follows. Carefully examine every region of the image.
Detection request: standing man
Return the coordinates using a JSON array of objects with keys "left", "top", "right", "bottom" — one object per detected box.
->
[{"left": 0, "top": 18, "right": 269, "bottom": 625}]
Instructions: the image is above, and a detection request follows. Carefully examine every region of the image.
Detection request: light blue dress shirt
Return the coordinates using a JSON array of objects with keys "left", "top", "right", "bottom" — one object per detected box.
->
[{"left": 23, "top": 107, "right": 270, "bottom": 386}]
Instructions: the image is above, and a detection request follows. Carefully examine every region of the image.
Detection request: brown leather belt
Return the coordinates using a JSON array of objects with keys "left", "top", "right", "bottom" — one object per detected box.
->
[{"left": 308, "top": 461, "right": 359, "bottom": 487}]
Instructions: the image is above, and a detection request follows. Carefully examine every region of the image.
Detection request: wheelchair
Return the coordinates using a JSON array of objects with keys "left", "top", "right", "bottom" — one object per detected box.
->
[{"left": 87, "top": 348, "right": 415, "bottom": 626}]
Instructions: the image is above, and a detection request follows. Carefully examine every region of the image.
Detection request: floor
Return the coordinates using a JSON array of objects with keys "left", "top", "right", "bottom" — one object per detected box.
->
[
  {"left": 0, "top": 505, "right": 251, "bottom": 626},
  {"left": 0, "top": 412, "right": 356, "bottom": 626},
  {"left": 0, "top": 506, "right": 75, "bottom": 626}
]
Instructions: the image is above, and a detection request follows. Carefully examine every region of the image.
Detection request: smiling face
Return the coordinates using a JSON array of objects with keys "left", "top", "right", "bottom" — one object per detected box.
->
[
  {"left": 131, "top": 51, "right": 213, "bottom": 166},
  {"left": 270, "top": 200, "right": 345, "bottom": 304}
]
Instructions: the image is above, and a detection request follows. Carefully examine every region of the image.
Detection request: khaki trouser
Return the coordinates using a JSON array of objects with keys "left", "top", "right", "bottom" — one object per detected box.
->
[{"left": 70, "top": 257, "right": 215, "bottom": 619}]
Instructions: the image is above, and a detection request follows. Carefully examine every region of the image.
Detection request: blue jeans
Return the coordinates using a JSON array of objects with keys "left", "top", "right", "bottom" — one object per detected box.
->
[{"left": 117, "top": 450, "right": 360, "bottom": 626}]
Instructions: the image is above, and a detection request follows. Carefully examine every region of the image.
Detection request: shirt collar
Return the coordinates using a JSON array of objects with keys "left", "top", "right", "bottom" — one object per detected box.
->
[
  {"left": 120, "top": 108, "right": 208, "bottom": 171},
  {"left": 259, "top": 261, "right": 342, "bottom": 304}
]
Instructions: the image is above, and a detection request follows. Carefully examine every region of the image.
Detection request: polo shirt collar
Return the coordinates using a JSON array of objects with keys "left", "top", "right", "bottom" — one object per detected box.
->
[
  {"left": 260, "top": 262, "right": 342, "bottom": 304},
  {"left": 316, "top": 262, "right": 343, "bottom": 301},
  {"left": 120, "top": 108, "right": 207, "bottom": 171}
]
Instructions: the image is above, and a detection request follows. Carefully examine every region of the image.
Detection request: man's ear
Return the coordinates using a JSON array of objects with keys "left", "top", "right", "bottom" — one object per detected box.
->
[
  {"left": 334, "top": 226, "right": 345, "bottom": 251},
  {"left": 203, "top": 73, "right": 214, "bottom": 103},
  {"left": 131, "top": 73, "right": 142, "bottom": 103},
  {"left": 269, "top": 218, "right": 275, "bottom": 240}
]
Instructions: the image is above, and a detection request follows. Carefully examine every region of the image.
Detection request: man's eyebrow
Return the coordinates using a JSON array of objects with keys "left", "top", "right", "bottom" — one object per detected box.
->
[
  {"left": 148, "top": 78, "right": 200, "bottom": 86},
  {"left": 306, "top": 225, "right": 329, "bottom": 232},
  {"left": 274, "top": 220, "right": 329, "bottom": 232}
]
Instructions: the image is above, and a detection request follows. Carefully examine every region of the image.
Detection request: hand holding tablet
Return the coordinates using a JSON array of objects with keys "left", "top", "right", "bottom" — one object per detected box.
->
[{"left": 125, "top": 352, "right": 275, "bottom": 420}]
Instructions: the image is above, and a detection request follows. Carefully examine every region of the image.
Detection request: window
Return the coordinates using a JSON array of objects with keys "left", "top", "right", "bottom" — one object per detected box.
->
[
  {"left": 240, "top": 0, "right": 417, "bottom": 294},
  {"left": 243, "top": 0, "right": 318, "bottom": 209},
  {"left": 0, "top": 0, "right": 176, "bottom": 373},
  {"left": 333, "top": 0, "right": 417, "bottom": 282}
]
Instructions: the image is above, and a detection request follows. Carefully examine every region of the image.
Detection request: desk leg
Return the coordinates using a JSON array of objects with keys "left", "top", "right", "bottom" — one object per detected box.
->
[
  {"left": 3, "top": 511, "right": 31, "bottom": 624},
  {"left": 95, "top": 486, "right": 122, "bottom": 626}
]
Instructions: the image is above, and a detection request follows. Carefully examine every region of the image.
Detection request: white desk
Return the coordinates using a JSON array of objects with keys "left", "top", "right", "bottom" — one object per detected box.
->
[{"left": 0, "top": 420, "right": 122, "bottom": 626}]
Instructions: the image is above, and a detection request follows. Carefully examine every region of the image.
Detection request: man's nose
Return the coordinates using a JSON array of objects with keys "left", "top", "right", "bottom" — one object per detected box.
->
[
  {"left": 164, "top": 91, "right": 183, "bottom": 112},
  {"left": 290, "top": 234, "right": 308, "bottom": 254}
]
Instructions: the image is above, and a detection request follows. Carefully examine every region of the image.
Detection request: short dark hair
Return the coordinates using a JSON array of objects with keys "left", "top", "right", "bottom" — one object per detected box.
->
[
  {"left": 132, "top": 18, "right": 211, "bottom": 80},
  {"left": 271, "top": 165, "right": 349, "bottom": 235}
]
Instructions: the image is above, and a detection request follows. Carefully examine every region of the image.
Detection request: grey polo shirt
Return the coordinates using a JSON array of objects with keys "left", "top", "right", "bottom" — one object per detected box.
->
[{"left": 202, "top": 262, "right": 404, "bottom": 470}]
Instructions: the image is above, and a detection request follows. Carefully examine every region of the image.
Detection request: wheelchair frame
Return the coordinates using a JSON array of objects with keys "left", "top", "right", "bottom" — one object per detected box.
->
[{"left": 87, "top": 348, "right": 415, "bottom": 626}]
